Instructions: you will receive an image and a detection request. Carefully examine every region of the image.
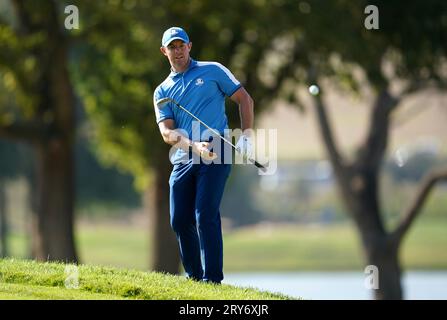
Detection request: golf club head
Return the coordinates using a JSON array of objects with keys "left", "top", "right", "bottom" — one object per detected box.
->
[{"left": 155, "top": 97, "right": 173, "bottom": 109}]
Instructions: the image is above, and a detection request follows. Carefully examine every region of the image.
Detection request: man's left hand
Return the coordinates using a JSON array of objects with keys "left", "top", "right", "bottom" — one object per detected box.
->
[{"left": 235, "top": 135, "right": 254, "bottom": 159}]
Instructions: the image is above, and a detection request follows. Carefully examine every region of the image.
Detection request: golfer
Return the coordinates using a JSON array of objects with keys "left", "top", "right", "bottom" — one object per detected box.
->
[{"left": 153, "top": 27, "right": 255, "bottom": 284}]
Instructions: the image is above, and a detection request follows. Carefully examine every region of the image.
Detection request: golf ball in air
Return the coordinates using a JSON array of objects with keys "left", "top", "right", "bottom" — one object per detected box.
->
[{"left": 308, "top": 85, "right": 319, "bottom": 96}]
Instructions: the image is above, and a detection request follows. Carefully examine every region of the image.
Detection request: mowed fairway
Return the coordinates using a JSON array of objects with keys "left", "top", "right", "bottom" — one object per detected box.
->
[{"left": 7, "top": 218, "right": 447, "bottom": 272}]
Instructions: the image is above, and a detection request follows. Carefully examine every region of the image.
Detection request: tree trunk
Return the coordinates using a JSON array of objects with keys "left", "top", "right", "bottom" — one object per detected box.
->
[
  {"left": 147, "top": 160, "right": 180, "bottom": 274},
  {"left": 32, "top": 138, "right": 77, "bottom": 263},
  {"left": 313, "top": 85, "right": 405, "bottom": 299},
  {"left": 332, "top": 161, "right": 402, "bottom": 299},
  {"left": 364, "top": 235, "right": 402, "bottom": 299},
  {"left": 343, "top": 179, "right": 403, "bottom": 300},
  {"left": 0, "top": 179, "right": 8, "bottom": 257}
]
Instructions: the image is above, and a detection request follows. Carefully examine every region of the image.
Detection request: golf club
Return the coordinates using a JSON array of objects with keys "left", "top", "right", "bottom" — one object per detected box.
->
[{"left": 156, "top": 97, "right": 268, "bottom": 172}]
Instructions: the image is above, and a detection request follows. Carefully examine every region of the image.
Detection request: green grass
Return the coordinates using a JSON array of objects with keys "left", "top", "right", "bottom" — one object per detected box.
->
[
  {"left": 400, "top": 218, "right": 447, "bottom": 269},
  {"left": 7, "top": 218, "right": 447, "bottom": 272},
  {"left": 0, "top": 282, "right": 127, "bottom": 300},
  {"left": 224, "top": 223, "right": 364, "bottom": 270},
  {"left": 76, "top": 223, "right": 149, "bottom": 270},
  {"left": 76, "top": 222, "right": 363, "bottom": 271},
  {"left": 0, "top": 259, "right": 292, "bottom": 300}
]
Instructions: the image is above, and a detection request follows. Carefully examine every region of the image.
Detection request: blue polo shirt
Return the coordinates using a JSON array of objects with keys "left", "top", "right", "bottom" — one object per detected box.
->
[{"left": 153, "top": 58, "right": 241, "bottom": 163}]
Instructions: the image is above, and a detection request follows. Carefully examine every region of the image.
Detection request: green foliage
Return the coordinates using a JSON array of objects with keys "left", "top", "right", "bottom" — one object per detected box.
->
[
  {"left": 0, "top": 258, "right": 291, "bottom": 299},
  {"left": 68, "top": 0, "right": 165, "bottom": 190},
  {"left": 0, "top": 130, "right": 140, "bottom": 212},
  {"left": 0, "top": 140, "right": 30, "bottom": 180},
  {"left": 3, "top": 0, "right": 445, "bottom": 193},
  {"left": 72, "top": 0, "right": 447, "bottom": 192},
  {"left": 75, "top": 131, "right": 141, "bottom": 209},
  {"left": 0, "top": 1, "right": 69, "bottom": 123}
]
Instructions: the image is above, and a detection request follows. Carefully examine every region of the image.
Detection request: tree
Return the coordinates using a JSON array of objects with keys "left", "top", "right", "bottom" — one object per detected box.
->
[
  {"left": 65, "top": 0, "right": 180, "bottom": 273},
  {"left": 0, "top": 0, "right": 77, "bottom": 262},
  {"left": 1, "top": 0, "right": 181, "bottom": 269},
  {"left": 282, "top": 1, "right": 447, "bottom": 299}
]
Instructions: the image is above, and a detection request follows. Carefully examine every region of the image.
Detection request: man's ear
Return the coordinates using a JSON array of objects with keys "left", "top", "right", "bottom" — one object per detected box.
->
[{"left": 160, "top": 46, "right": 168, "bottom": 56}]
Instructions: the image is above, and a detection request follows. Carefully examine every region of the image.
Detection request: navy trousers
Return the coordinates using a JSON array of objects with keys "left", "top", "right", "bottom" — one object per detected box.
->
[{"left": 169, "top": 144, "right": 231, "bottom": 283}]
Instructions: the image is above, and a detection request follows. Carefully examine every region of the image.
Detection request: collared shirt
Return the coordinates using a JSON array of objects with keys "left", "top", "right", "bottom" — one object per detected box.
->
[{"left": 153, "top": 58, "right": 241, "bottom": 164}]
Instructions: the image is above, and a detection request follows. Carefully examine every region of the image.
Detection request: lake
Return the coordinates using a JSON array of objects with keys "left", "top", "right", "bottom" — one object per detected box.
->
[{"left": 223, "top": 271, "right": 447, "bottom": 300}]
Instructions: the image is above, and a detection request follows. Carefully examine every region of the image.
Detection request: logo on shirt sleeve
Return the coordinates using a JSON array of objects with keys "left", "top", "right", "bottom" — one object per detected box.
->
[{"left": 195, "top": 78, "right": 204, "bottom": 86}]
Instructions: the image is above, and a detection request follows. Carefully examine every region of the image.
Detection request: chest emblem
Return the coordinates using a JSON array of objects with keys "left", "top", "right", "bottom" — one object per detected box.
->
[{"left": 195, "top": 78, "right": 204, "bottom": 86}]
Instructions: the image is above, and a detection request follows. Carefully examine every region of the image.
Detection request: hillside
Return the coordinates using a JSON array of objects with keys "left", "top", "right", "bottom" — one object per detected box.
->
[{"left": 0, "top": 258, "right": 291, "bottom": 300}]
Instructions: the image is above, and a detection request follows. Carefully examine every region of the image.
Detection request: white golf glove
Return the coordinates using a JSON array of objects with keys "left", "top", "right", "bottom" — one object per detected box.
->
[{"left": 235, "top": 134, "right": 254, "bottom": 159}]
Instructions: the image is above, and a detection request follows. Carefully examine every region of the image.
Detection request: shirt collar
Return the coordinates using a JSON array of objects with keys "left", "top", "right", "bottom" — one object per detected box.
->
[{"left": 169, "top": 58, "right": 197, "bottom": 78}]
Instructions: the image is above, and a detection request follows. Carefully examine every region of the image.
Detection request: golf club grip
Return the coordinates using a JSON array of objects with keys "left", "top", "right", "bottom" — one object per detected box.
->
[{"left": 200, "top": 150, "right": 218, "bottom": 161}]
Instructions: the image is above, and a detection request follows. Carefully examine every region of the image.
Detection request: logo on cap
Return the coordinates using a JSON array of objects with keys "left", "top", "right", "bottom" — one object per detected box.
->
[{"left": 162, "top": 27, "right": 190, "bottom": 47}]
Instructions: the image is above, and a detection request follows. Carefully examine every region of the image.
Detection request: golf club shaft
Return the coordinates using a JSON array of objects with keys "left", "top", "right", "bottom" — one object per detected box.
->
[{"left": 171, "top": 100, "right": 267, "bottom": 172}]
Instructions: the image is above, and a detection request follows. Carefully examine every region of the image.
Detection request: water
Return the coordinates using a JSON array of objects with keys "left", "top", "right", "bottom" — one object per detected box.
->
[{"left": 223, "top": 271, "right": 447, "bottom": 300}]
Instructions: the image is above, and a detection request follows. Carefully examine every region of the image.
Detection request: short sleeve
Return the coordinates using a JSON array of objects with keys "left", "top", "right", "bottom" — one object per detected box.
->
[
  {"left": 213, "top": 63, "right": 242, "bottom": 97},
  {"left": 153, "top": 86, "right": 174, "bottom": 124}
]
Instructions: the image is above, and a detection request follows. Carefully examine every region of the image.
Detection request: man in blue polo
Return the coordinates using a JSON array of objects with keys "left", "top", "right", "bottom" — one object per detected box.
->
[{"left": 153, "top": 27, "right": 255, "bottom": 284}]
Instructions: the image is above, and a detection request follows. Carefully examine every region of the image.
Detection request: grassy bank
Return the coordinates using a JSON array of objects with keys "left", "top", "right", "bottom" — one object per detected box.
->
[{"left": 0, "top": 259, "right": 291, "bottom": 300}]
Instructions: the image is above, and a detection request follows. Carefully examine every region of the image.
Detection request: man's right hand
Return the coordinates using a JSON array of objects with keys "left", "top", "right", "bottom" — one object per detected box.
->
[{"left": 192, "top": 141, "right": 218, "bottom": 161}]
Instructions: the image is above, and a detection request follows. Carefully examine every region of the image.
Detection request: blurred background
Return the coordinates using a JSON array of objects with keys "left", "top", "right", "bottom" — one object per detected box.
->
[{"left": 0, "top": 0, "right": 446, "bottom": 300}]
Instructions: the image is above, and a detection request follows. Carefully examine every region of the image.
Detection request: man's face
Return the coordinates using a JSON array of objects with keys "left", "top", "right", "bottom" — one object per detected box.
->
[{"left": 160, "top": 39, "right": 192, "bottom": 72}]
